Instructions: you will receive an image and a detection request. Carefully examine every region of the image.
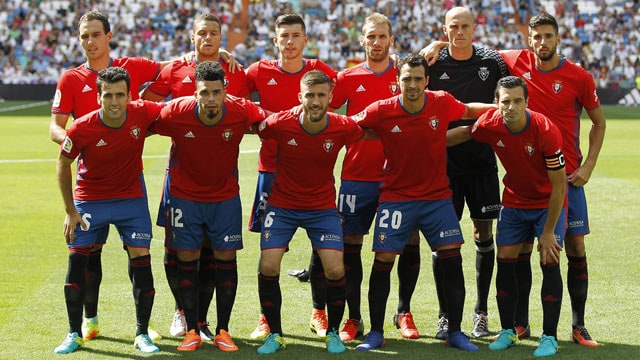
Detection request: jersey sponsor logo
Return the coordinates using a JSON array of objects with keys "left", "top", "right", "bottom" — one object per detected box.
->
[
  {"left": 62, "top": 136, "right": 73, "bottom": 153},
  {"left": 439, "top": 228, "right": 461, "bottom": 238},
  {"left": 428, "top": 116, "right": 439, "bottom": 130},
  {"left": 478, "top": 67, "right": 489, "bottom": 81},
  {"left": 267, "top": 78, "right": 278, "bottom": 86},
  {"left": 184, "top": 131, "right": 195, "bottom": 138},
  {"left": 223, "top": 234, "right": 242, "bottom": 242},
  {"left": 182, "top": 76, "right": 193, "bottom": 83},
  {"left": 391, "top": 125, "right": 402, "bottom": 133},
  {"left": 356, "top": 84, "right": 366, "bottom": 92},
  {"left": 323, "top": 139, "right": 334, "bottom": 152},
  {"left": 287, "top": 138, "right": 298, "bottom": 146},
  {"left": 496, "top": 140, "right": 505, "bottom": 147},
  {"left": 131, "top": 232, "right": 152, "bottom": 240},
  {"left": 439, "top": 72, "right": 450, "bottom": 80},
  {"left": 389, "top": 83, "right": 399, "bottom": 94},
  {"left": 552, "top": 80, "right": 563, "bottom": 94},
  {"left": 130, "top": 126, "right": 141, "bottom": 139},
  {"left": 525, "top": 143, "right": 535, "bottom": 156},
  {"left": 481, "top": 204, "right": 502, "bottom": 213},
  {"left": 82, "top": 84, "right": 93, "bottom": 93},
  {"left": 522, "top": 72, "right": 531, "bottom": 80},
  {"left": 568, "top": 220, "right": 584, "bottom": 229},
  {"left": 53, "top": 89, "right": 62, "bottom": 107},
  {"left": 96, "top": 139, "right": 107, "bottom": 147},
  {"left": 222, "top": 129, "right": 233, "bottom": 141}
]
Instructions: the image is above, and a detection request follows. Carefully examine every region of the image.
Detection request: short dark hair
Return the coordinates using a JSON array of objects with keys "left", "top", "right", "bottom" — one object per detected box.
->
[
  {"left": 397, "top": 54, "right": 429, "bottom": 78},
  {"left": 195, "top": 61, "right": 226, "bottom": 83},
  {"left": 300, "top": 70, "right": 331, "bottom": 88},
  {"left": 495, "top": 76, "right": 528, "bottom": 99},
  {"left": 96, "top": 67, "right": 130, "bottom": 94},
  {"left": 194, "top": 13, "right": 222, "bottom": 30},
  {"left": 78, "top": 10, "right": 110, "bottom": 33},
  {"left": 275, "top": 13, "right": 306, "bottom": 33},
  {"left": 528, "top": 12, "right": 559, "bottom": 34}
]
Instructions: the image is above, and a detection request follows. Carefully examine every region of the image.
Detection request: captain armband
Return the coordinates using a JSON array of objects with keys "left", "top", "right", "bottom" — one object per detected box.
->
[{"left": 544, "top": 150, "right": 565, "bottom": 171}]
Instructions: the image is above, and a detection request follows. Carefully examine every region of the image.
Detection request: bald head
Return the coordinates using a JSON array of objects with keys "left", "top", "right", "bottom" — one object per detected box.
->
[
  {"left": 443, "top": 6, "right": 476, "bottom": 58},
  {"left": 445, "top": 7, "right": 475, "bottom": 26}
]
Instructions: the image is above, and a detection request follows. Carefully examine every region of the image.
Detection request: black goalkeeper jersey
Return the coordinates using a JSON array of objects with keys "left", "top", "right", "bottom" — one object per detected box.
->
[{"left": 428, "top": 45, "right": 509, "bottom": 175}]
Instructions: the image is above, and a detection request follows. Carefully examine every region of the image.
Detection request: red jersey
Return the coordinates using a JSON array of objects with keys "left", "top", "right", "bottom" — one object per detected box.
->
[
  {"left": 471, "top": 108, "right": 566, "bottom": 209},
  {"left": 257, "top": 111, "right": 364, "bottom": 210},
  {"left": 151, "top": 96, "right": 267, "bottom": 202},
  {"left": 52, "top": 57, "right": 160, "bottom": 119},
  {"left": 355, "top": 91, "right": 466, "bottom": 202},
  {"left": 246, "top": 59, "right": 337, "bottom": 172},
  {"left": 330, "top": 60, "right": 400, "bottom": 182},
  {"left": 60, "top": 100, "right": 164, "bottom": 200},
  {"left": 500, "top": 50, "right": 599, "bottom": 174},
  {"left": 144, "top": 55, "right": 250, "bottom": 99}
]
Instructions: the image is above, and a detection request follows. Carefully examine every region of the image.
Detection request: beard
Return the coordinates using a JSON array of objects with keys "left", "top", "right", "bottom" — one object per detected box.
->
[{"left": 205, "top": 110, "right": 217, "bottom": 120}]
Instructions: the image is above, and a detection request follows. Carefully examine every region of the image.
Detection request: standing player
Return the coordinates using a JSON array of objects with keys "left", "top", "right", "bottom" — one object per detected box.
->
[
  {"left": 421, "top": 12, "right": 606, "bottom": 346},
  {"left": 448, "top": 76, "right": 567, "bottom": 357},
  {"left": 427, "top": 7, "right": 508, "bottom": 339},
  {"left": 49, "top": 10, "right": 163, "bottom": 342},
  {"left": 54, "top": 67, "right": 163, "bottom": 354},
  {"left": 328, "top": 13, "right": 421, "bottom": 342},
  {"left": 354, "top": 54, "right": 494, "bottom": 352},
  {"left": 150, "top": 61, "right": 267, "bottom": 352},
  {"left": 255, "top": 70, "right": 366, "bottom": 355},
  {"left": 245, "top": 13, "right": 337, "bottom": 340},
  {"left": 140, "top": 13, "right": 249, "bottom": 341}
]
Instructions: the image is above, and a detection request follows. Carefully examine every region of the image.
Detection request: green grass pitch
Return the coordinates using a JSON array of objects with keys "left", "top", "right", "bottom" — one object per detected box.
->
[{"left": 0, "top": 101, "right": 638, "bottom": 358}]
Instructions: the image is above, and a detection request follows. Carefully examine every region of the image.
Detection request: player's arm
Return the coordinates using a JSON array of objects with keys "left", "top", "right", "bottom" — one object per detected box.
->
[
  {"left": 140, "top": 87, "right": 167, "bottom": 101},
  {"left": 538, "top": 158, "right": 566, "bottom": 265},
  {"left": 418, "top": 40, "right": 448, "bottom": 66},
  {"left": 56, "top": 153, "right": 87, "bottom": 244},
  {"left": 50, "top": 113, "right": 70, "bottom": 144},
  {"left": 461, "top": 102, "right": 497, "bottom": 119},
  {"left": 569, "top": 106, "right": 606, "bottom": 187},
  {"left": 446, "top": 126, "right": 471, "bottom": 147}
]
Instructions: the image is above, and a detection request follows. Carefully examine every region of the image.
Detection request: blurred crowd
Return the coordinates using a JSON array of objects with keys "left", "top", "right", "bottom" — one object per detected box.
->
[{"left": 1, "top": 0, "right": 639, "bottom": 89}]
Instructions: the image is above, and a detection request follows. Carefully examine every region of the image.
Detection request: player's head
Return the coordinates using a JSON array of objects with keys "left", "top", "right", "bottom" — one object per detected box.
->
[
  {"left": 273, "top": 14, "right": 308, "bottom": 61},
  {"left": 96, "top": 67, "right": 130, "bottom": 122},
  {"left": 528, "top": 13, "right": 560, "bottom": 62},
  {"left": 299, "top": 70, "right": 332, "bottom": 123},
  {"left": 192, "top": 13, "right": 223, "bottom": 58},
  {"left": 194, "top": 61, "right": 226, "bottom": 121},
  {"left": 78, "top": 11, "right": 112, "bottom": 61},
  {"left": 360, "top": 13, "right": 394, "bottom": 63},
  {"left": 495, "top": 76, "right": 529, "bottom": 124},
  {"left": 443, "top": 7, "right": 476, "bottom": 50},
  {"left": 397, "top": 54, "right": 429, "bottom": 102}
]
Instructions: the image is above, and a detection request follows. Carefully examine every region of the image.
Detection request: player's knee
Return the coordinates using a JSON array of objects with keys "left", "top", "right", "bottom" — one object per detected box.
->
[{"left": 343, "top": 234, "right": 364, "bottom": 245}]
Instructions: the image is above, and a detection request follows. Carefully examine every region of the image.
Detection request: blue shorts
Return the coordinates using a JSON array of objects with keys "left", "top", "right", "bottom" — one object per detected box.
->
[
  {"left": 248, "top": 171, "right": 274, "bottom": 233},
  {"left": 449, "top": 173, "right": 501, "bottom": 221},
  {"left": 165, "top": 194, "right": 243, "bottom": 252},
  {"left": 261, "top": 205, "right": 343, "bottom": 251},
  {"left": 71, "top": 197, "right": 153, "bottom": 249},
  {"left": 338, "top": 180, "right": 382, "bottom": 235},
  {"left": 566, "top": 184, "right": 590, "bottom": 236},
  {"left": 372, "top": 199, "right": 464, "bottom": 253},
  {"left": 155, "top": 170, "right": 170, "bottom": 227},
  {"left": 496, "top": 206, "right": 566, "bottom": 247}
]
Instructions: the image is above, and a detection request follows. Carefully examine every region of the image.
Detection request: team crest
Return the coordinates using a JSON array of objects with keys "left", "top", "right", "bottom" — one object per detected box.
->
[
  {"left": 389, "top": 83, "right": 400, "bottom": 94},
  {"left": 478, "top": 67, "right": 489, "bottom": 81},
  {"left": 378, "top": 232, "right": 386, "bottom": 243},
  {"left": 429, "top": 116, "right": 439, "bottom": 130},
  {"left": 130, "top": 126, "right": 141, "bottom": 139},
  {"left": 222, "top": 128, "right": 233, "bottom": 141},
  {"left": 525, "top": 143, "right": 535, "bottom": 156},
  {"left": 263, "top": 230, "right": 271, "bottom": 242},
  {"left": 552, "top": 80, "right": 563, "bottom": 94},
  {"left": 323, "top": 139, "right": 334, "bottom": 152}
]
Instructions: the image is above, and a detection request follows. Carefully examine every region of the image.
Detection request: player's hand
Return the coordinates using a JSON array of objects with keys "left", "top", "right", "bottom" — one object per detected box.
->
[
  {"left": 289, "top": 104, "right": 303, "bottom": 115},
  {"left": 63, "top": 212, "right": 87, "bottom": 245},
  {"left": 219, "top": 49, "right": 241, "bottom": 73},
  {"left": 567, "top": 165, "right": 593, "bottom": 187},
  {"left": 418, "top": 41, "right": 447, "bottom": 66},
  {"left": 537, "top": 232, "right": 562, "bottom": 265}
]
